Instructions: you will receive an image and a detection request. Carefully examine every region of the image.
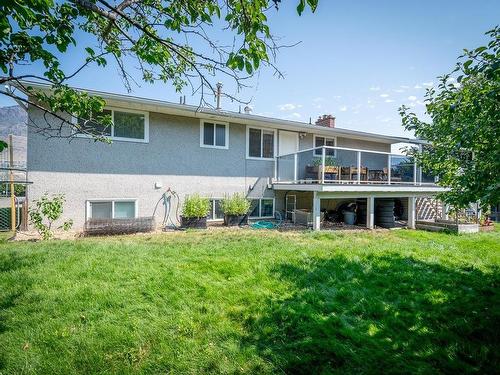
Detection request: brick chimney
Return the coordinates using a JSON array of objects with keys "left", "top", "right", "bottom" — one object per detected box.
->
[{"left": 315, "top": 114, "right": 335, "bottom": 128}]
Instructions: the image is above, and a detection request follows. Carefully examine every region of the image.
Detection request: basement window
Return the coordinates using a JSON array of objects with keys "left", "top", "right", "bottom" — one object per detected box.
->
[
  {"left": 208, "top": 199, "right": 224, "bottom": 221},
  {"left": 200, "top": 120, "right": 228, "bottom": 149},
  {"left": 87, "top": 200, "right": 137, "bottom": 219},
  {"left": 249, "top": 198, "right": 275, "bottom": 218}
]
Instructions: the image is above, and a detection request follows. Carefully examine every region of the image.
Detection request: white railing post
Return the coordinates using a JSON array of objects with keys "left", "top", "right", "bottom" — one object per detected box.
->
[
  {"left": 413, "top": 159, "right": 417, "bottom": 186},
  {"left": 357, "top": 151, "right": 361, "bottom": 184},
  {"left": 275, "top": 157, "right": 278, "bottom": 181},
  {"left": 321, "top": 147, "right": 326, "bottom": 184},
  {"left": 387, "top": 155, "right": 391, "bottom": 185},
  {"left": 293, "top": 153, "right": 298, "bottom": 182}
]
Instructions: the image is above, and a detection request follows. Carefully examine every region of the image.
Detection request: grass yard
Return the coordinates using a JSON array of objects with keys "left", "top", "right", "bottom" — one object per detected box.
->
[{"left": 0, "top": 228, "right": 499, "bottom": 374}]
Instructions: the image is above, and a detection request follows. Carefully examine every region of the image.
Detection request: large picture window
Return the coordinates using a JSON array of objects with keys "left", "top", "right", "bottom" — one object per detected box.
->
[
  {"left": 200, "top": 121, "right": 228, "bottom": 149},
  {"left": 247, "top": 127, "right": 275, "bottom": 159},
  {"left": 87, "top": 200, "right": 137, "bottom": 220},
  {"left": 77, "top": 108, "right": 148, "bottom": 142},
  {"left": 314, "top": 135, "right": 336, "bottom": 156}
]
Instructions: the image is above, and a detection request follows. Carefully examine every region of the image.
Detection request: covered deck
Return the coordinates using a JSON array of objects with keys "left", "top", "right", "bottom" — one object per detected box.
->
[
  {"left": 275, "top": 145, "right": 437, "bottom": 187},
  {"left": 273, "top": 145, "right": 447, "bottom": 231}
]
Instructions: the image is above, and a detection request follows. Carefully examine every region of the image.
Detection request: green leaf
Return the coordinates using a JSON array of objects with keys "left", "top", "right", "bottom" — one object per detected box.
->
[{"left": 296, "top": 0, "right": 306, "bottom": 15}]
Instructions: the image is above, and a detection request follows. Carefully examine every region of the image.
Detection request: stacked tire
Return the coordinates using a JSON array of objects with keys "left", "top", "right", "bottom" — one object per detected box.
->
[
  {"left": 356, "top": 200, "right": 367, "bottom": 225},
  {"left": 375, "top": 199, "right": 395, "bottom": 228}
]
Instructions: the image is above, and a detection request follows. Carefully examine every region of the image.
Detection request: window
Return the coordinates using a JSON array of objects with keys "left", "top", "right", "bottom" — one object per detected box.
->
[
  {"left": 76, "top": 108, "right": 148, "bottom": 142},
  {"left": 200, "top": 121, "right": 228, "bottom": 149},
  {"left": 314, "top": 135, "right": 336, "bottom": 156},
  {"left": 87, "top": 200, "right": 137, "bottom": 219},
  {"left": 247, "top": 127, "right": 275, "bottom": 159},
  {"left": 248, "top": 198, "right": 275, "bottom": 218},
  {"left": 208, "top": 199, "right": 224, "bottom": 220}
]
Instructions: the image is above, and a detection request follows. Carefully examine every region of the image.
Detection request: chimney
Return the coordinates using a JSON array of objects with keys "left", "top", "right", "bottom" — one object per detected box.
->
[{"left": 315, "top": 114, "right": 335, "bottom": 128}]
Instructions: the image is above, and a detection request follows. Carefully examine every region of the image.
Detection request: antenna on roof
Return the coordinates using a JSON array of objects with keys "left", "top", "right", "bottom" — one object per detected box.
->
[{"left": 215, "top": 82, "right": 223, "bottom": 110}]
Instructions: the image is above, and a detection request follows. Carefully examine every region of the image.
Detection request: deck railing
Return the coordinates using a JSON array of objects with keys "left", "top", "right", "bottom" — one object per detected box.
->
[{"left": 275, "top": 146, "right": 437, "bottom": 186}]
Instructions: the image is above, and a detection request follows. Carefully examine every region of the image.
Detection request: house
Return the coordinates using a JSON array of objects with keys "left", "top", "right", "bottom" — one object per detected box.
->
[{"left": 22, "top": 82, "right": 446, "bottom": 231}]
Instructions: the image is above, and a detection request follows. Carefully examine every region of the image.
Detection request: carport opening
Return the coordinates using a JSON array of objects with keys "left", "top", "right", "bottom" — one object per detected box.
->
[{"left": 320, "top": 198, "right": 368, "bottom": 230}]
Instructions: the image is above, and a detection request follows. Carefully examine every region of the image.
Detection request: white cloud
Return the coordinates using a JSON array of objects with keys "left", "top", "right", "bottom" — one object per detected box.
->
[
  {"left": 414, "top": 84, "right": 422, "bottom": 89},
  {"left": 287, "top": 112, "right": 301, "bottom": 119},
  {"left": 313, "top": 103, "right": 322, "bottom": 109},
  {"left": 339, "top": 105, "right": 347, "bottom": 112},
  {"left": 369, "top": 86, "right": 381, "bottom": 91},
  {"left": 332, "top": 95, "right": 342, "bottom": 100},
  {"left": 400, "top": 85, "right": 410, "bottom": 89},
  {"left": 422, "top": 81, "right": 434, "bottom": 87},
  {"left": 313, "top": 97, "right": 325, "bottom": 102},
  {"left": 385, "top": 99, "right": 394, "bottom": 103},
  {"left": 393, "top": 89, "right": 405, "bottom": 93},
  {"left": 278, "top": 103, "right": 302, "bottom": 111},
  {"left": 380, "top": 93, "right": 390, "bottom": 98},
  {"left": 408, "top": 96, "right": 417, "bottom": 101}
]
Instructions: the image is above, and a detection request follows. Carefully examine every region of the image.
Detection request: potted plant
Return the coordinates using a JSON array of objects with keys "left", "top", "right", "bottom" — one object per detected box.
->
[
  {"left": 220, "top": 193, "right": 251, "bottom": 226},
  {"left": 180, "top": 194, "right": 210, "bottom": 229},
  {"left": 307, "top": 156, "right": 339, "bottom": 177}
]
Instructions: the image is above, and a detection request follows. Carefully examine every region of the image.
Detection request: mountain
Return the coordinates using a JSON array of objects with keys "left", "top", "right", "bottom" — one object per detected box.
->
[
  {"left": 0, "top": 105, "right": 27, "bottom": 166},
  {"left": 0, "top": 105, "right": 27, "bottom": 137}
]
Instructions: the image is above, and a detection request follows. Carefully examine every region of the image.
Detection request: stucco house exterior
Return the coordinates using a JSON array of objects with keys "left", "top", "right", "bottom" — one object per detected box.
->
[{"left": 23, "top": 83, "right": 446, "bottom": 231}]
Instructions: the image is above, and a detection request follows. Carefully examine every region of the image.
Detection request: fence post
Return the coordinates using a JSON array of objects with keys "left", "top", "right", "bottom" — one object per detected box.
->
[{"left": 9, "top": 135, "right": 16, "bottom": 233}]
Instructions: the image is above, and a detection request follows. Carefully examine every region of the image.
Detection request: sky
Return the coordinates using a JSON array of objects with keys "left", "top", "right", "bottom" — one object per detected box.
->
[{"left": 2, "top": 0, "right": 499, "bottom": 137}]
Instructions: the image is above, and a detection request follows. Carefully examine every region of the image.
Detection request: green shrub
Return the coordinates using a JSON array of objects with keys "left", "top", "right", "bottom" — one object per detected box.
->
[
  {"left": 220, "top": 193, "right": 251, "bottom": 216},
  {"left": 312, "top": 156, "right": 338, "bottom": 166},
  {"left": 29, "top": 193, "right": 73, "bottom": 240},
  {"left": 182, "top": 194, "right": 210, "bottom": 218}
]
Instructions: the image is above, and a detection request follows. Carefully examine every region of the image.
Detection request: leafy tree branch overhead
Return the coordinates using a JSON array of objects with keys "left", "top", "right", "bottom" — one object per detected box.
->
[
  {"left": 400, "top": 26, "right": 500, "bottom": 209},
  {"left": 0, "top": 0, "right": 318, "bottom": 141}
]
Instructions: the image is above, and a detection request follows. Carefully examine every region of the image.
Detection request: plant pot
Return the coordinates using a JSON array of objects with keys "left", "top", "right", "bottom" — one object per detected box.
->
[
  {"left": 180, "top": 216, "right": 207, "bottom": 229},
  {"left": 479, "top": 225, "right": 495, "bottom": 232},
  {"left": 224, "top": 214, "right": 248, "bottom": 226}
]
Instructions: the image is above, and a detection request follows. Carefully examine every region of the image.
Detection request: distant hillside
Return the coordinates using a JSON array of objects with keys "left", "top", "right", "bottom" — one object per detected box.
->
[
  {"left": 0, "top": 105, "right": 27, "bottom": 137},
  {"left": 0, "top": 105, "right": 27, "bottom": 166}
]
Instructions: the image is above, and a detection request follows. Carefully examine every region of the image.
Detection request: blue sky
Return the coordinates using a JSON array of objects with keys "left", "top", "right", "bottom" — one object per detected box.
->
[{"left": 3, "top": 0, "right": 499, "bottom": 137}]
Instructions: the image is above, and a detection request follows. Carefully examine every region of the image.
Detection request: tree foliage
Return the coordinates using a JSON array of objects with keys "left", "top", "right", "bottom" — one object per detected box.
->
[
  {"left": 400, "top": 27, "right": 500, "bottom": 209},
  {"left": 0, "top": 0, "right": 318, "bottom": 140}
]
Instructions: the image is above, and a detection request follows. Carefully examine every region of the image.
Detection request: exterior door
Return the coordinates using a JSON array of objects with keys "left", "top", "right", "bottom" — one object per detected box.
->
[{"left": 278, "top": 131, "right": 299, "bottom": 156}]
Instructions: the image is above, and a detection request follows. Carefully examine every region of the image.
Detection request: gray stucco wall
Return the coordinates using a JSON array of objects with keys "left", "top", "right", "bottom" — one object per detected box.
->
[
  {"left": 28, "top": 107, "right": 275, "bottom": 228},
  {"left": 27, "top": 105, "right": 395, "bottom": 229}
]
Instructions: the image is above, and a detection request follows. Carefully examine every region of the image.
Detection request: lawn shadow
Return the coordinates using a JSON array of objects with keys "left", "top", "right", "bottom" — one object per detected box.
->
[{"left": 242, "top": 254, "right": 499, "bottom": 374}]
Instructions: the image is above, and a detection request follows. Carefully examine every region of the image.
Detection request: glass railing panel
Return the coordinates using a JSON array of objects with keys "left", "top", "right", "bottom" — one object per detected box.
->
[
  {"left": 421, "top": 170, "right": 437, "bottom": 184},
  {"left": 297, "top": 149, "right": 318, "bottom": 182},
  {"left": 276, "top": 153, "right": 295, "bottom": 182},
  {"left": 361, "top": 151, "right": 389, "bottom": 183},
  {"left": 329, "top": 148, "right": 358, "bottom": 183},
  {"left": 390, "top": 155, "right": 414, "bottom": 183}
]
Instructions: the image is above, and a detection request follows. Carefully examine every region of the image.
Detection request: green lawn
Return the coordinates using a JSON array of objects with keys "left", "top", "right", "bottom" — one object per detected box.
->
[{"left": 0, "top": 229, "right": 499, "bottom": 374}]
